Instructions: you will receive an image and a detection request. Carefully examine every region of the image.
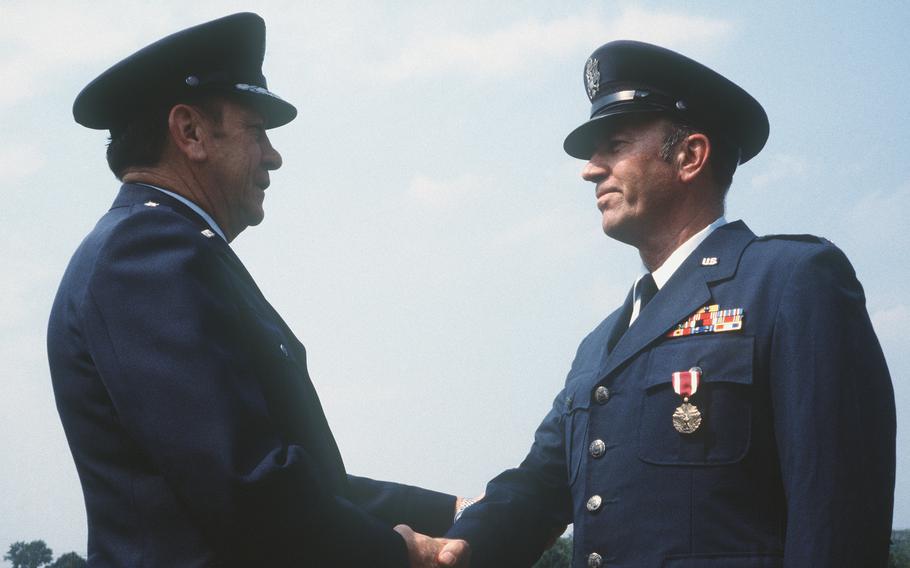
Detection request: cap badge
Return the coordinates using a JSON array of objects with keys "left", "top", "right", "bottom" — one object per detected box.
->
[
  {"left": 235, "top": 83, "right": 284, "bottom": 101},
  {"left": 585, "top": 57, "right": 600, "bottom": 100}
]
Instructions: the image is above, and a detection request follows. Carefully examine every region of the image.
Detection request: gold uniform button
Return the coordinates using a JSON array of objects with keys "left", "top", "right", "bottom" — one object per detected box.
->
[
  {"left": 587, "top": 552, "right": 603, "bottom": 568},
  {"left": 594, "top": 386, "right": 610, "bottom": 404},
  {"left": 586, "top": 494, "right": 602, "bottom": 512},
  {"left": 589, "top": 439, "right": 606, "bottom": 458}
]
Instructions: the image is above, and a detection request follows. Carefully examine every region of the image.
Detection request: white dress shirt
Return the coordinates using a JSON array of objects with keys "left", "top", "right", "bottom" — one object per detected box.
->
[{"left": 628, "top": 216, "right": 729, "bottom": 326}]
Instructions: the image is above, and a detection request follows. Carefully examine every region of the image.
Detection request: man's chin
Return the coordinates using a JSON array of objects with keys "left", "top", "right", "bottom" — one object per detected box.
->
[
  {"left": 602, "top": 219, "right": 636, "bottom": 246},
  {"left": 246, "top": 206, "right": 266, "bottom": 227}
]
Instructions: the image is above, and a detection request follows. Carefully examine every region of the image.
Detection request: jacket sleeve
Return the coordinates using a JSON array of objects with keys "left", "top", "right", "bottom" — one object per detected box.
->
[
  {"left": 445, "top": 389, "right": 573, "bottom": 567},
  {"left": 346, "top": 474, "right": 457, "bottom": 536},
  {"left": 82, "top": 210, "right": 409, "bottom": 567},
  {"left": 770, "top": 243, "right": 895, "bottom": 567}
]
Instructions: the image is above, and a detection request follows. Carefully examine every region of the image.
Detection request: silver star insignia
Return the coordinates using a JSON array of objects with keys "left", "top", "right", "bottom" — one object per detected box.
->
[
  {"left": 144, "top": 201, "right": 159, "bottom": 207},
  {"left": 200, "top": 229, "right": 215, "bottom": 238}
]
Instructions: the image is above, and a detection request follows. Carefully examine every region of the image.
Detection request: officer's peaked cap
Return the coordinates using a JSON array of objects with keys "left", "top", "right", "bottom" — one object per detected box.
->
[
  {"left": 563, "top": 40, "right": 768, "bottom": 163},
  {"left": 73, "top": 12, "right": 296, "bottom": 130}
]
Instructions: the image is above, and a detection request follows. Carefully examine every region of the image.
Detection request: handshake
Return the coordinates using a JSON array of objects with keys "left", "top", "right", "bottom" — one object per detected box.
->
[
  {"left": 394, "top": 524, "right": 470, "bottom": 568},
  {"left": 393, "top": 494, "right": 477, "bottom": 567}
]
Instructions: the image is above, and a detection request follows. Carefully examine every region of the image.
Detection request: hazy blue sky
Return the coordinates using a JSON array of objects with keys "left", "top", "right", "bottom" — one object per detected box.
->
[{"left": 1, "top": 0, "right": 907, "bottom": 561}]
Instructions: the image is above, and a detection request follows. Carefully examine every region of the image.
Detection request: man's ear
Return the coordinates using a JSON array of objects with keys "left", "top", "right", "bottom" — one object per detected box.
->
[
  {"left": 168, "top": 104, "right": 209, "bottom": 162},
  {"left": 676, "top": 132, "right": 710, "bottom": 184}
]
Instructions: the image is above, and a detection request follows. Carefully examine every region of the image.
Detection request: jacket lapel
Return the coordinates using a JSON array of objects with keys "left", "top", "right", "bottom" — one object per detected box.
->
[
  {"left": 596, "top": 221, "right": 756, "bottom": 381},
  {"left": 604, "top": 287, "right": 634, "bottom": 355},
  {"left": 113, "top": 184, "right": 282, "bottom": 320}
]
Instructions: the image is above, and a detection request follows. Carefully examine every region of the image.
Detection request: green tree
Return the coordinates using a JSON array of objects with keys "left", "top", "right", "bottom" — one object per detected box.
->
[
  {"left": 891, "top": 530, "right": 910, "bottom": 568},
  {"left": 533, "top": 536, "right": 573, "bottom": 568},
  {"left": 48, "top": 552, "right": 87, "bottom": 568},
  {"left": 4, "top": 541, "right": 53, "bottom": 568}
]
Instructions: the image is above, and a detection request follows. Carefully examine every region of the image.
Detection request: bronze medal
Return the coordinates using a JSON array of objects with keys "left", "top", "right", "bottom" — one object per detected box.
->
[
  {"left": 671, "top": 367, "right": 703, "bottom": 434},
  {"left": 672, "top": 400, "right": 702, "bottom": 434}
]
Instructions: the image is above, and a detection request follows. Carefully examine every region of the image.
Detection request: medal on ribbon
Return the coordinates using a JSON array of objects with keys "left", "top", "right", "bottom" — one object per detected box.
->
[{"left": 671, "top": 367, "right": 702, "bottom": 434}]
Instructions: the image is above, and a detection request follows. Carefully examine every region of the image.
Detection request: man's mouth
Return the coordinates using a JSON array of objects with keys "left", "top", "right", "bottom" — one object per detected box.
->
[{"left": 596, "top": 187, "right": 619, "bottom": 210}]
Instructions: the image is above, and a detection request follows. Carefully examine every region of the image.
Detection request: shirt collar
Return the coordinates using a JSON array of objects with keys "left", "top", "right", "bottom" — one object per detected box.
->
[
  {"left": 646, "top": 215, "right": 728, "bottom": 289},
  {"left": 137, "top": 183, "right": 228, "bottom": 242},
  {"left": 627, "top": 216, "right": 728, "bottom": 327}
]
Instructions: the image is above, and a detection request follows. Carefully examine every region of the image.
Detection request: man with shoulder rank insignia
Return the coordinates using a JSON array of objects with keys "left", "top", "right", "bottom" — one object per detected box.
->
[
  {"left": 47, "top": 13, "right": 471, "bottom": 567},
  {"left": 442, "top": 41, "right": 896, "bottom": 568}
]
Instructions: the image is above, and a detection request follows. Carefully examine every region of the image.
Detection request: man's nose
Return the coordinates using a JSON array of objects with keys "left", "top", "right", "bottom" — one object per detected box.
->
[
  {"left": 262, "top": 136, "right": 282, "bottom": 170},
  {"left": 582, "top": 157, "right": 608, "bottom": 182}
]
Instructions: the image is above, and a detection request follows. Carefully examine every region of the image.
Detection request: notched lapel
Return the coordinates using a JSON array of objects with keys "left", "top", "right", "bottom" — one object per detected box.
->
[
  {"left": 600, "top": 268, "right": 711, "bottom": 380},
  {"left": 597, "top": 221, "right": 757, "bottom": 381}
]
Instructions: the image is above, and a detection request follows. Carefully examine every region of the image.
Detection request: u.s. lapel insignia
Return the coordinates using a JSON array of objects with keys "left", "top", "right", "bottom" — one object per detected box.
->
[
  {"left": 667, "top": 304, "right": 744, "bottom": 337},
  {"left": 144, "top": 201, "right": 159, "bottom": 207},
  {"left": 701, "top": 257, "right": 718, "bottom": 266},
  {"left": 671, "top": 367, "right": 702, "bottom": 434},
  {"left": 200, "top": 229, "right": 215, "bottom": 238},
  {"left": 585, "top": 57, "right": 600, "bottom": 100}
]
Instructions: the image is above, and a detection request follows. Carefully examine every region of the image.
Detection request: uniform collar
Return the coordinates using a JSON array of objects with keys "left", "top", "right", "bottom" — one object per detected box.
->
[
  {"left": 647, "top": 215, "right": 728, "bottom": 289},
  {"left": 629, "top": 216, "right": 728, "bottom": 324},
  {"left": 598, "top": 220, "right": 756, "bottom": 381},
  {"left": 134, "top": 183, "right": 228, "bottom": 241}
]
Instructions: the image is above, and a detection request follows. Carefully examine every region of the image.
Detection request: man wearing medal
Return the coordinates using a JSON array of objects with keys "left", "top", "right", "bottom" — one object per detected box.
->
[{"left": 443, "top": 41, "right": 896, "bottom": 567}]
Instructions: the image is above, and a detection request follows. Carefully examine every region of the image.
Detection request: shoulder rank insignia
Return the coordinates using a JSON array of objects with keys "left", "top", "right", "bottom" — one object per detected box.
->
[
  {"left": 667, "top": 304, "right": 743, "bottom": 337},
  {"left": 144, "top": 201, "right": 159, "bottom": 207},
  {"left": 200, "top": 229, "right": 215, "bottom": 238}
]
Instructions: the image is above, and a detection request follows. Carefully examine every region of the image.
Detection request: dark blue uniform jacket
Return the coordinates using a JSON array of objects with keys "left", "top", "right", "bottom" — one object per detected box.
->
[
  {"left": 449, "top": 221, "right": 895, "bottom": 568},
  {"left": 47, "top": 184, "right": 454, "bottom": 567}
]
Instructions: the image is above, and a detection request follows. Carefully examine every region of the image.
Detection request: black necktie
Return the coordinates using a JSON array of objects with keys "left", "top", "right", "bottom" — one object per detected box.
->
[
  {"left": 637, "top": 272, "right": 658, "bottom": 311},
  {"left": 607, "top": 273, "right": 658, "bottom": 353}
]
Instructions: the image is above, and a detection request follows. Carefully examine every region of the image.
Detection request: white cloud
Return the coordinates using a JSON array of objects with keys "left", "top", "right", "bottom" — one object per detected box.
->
[
  {"left": 0, "top": 3, "right": 224, "bottom": 110},
  {"left": 848, "top": 179, "right": 910, "bottom": 220},
  {"left": 871, "top": 303, "right": 910, "bottom": 341},
  {"left": 749, "top": 154, "right": 809, "bottom": 188},
  {"left": 373, "top": 17, "right": 599, "bottom": 82},
  {"left": 605, "top": 7, "right": 735, "bottom": 49},
  {"left": 374, "top": 8, "right": 734, "bottom": 82},
  {"left": 0, "top": 143, "right": 47, "bottom": 183},
  {"left": 407, "top": 173, "right": 486, "bottom": 207}
]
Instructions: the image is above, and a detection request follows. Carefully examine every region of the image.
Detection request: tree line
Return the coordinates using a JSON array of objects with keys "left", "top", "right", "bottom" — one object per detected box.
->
[
  {"left": 4, "top": 541, "right": 84, "bottom": 568},
  {"left": 532, "top": 531, "right": 910, "bottom": 568},
  {"left": 6, "top": 532, "right": 909, "bottom": 567}
]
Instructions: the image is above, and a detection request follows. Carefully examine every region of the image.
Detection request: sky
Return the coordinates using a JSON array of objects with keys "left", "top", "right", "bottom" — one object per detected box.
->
[{"left": 1, "top": 0, "right": 908, "bottom": 561}]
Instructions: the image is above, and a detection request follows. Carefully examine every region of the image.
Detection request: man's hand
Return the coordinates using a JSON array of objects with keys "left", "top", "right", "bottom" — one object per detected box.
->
[{"left": 394, "top": 524, "right": 470, "bottom": 567}]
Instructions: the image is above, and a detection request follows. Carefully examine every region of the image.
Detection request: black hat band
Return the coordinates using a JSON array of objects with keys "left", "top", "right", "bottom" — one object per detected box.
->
[{"left": 590, "top": 89, "right": 685, "bottom": 119}]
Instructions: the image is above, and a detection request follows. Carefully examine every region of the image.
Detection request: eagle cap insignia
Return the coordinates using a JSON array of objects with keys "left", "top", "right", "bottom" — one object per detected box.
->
[{"left": 585, "top": 57, "right": 600, "bottom": 100}]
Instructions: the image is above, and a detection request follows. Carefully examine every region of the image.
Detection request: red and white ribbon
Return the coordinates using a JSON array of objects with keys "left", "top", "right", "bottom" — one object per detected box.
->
[{"left": 672, "top": 367, "right": 701, "bottom": 398}]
